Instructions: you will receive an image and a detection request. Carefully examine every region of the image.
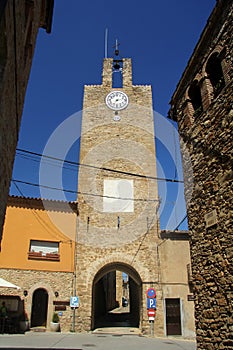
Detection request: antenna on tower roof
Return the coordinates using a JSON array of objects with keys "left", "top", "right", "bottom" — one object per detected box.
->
[
  {"left": 105, "top": 28, "right": 108, "bottom": 58},
  {"left": 114, "top": 38, "right": 119, "bottom": 56}
]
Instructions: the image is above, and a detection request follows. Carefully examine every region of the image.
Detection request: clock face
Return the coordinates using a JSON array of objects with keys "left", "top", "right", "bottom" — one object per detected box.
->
[{"left": 105, "top": 91, "right": 129, "bottom": 111}]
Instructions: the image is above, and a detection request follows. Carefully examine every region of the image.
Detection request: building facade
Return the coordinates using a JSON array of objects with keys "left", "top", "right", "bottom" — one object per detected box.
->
[
  {"left": 1, "top": 57, "right": 195, "bottom": 338},
  {"left": 0, "top": 0, "right": 54, "bottom": 241},
  {"left": 168, "top": 1, "right": 233, "bottom": 349},
  {"left": 0, "top": 196, "right": 76, "bottom": 332}
]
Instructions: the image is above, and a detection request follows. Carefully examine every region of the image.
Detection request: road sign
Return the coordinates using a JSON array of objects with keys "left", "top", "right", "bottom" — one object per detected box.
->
[
  {"left": 70, "top": 296, "right": 79, "bottom": 308},
  {"left": 146, "top": 288, "right": 156, "bottom": 298},
  {"left": 148, "top": 309, "right": 155, "bottom": 317},
  {"left": 147, "top": 297, "right": 156, "bottom": 309}
]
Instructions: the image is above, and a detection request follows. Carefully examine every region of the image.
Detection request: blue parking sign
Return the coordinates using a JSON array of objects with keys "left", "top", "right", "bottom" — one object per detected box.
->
[
  {"left": 70, "top": 296, "right": 79, "bottom": 308},
  {"left": 147, "top": 297, "right": 156, "bottom": 309}
]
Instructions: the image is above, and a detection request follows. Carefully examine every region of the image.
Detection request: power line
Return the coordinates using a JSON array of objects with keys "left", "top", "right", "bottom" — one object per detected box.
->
[
  {"left": 13, "top": 147, "right": 185, "bottom": 214},
  {"left": 12, "top": 178, "right": 182, "bottom": 206},
  {"left": 131, "top": 207, "right": 159, "bottom": 265},
  {"left": 12, "top": 181, "right": 71, "bottom": 242},
  {"left": 16, "top": 148, "right": 184, "bottom": 184},
  {"left": 173, "top": 214, "right": 188, "bottom": 231},
  {"left": 16, "top": 152, "right": 78, "bottom": 173},
  {"left": 12, "top": 178, "right": 160, "bottom": 203}
]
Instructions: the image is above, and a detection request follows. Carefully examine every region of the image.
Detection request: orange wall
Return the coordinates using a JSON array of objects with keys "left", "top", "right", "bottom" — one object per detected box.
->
[{"left": 0, "top": 204, "right": 76, "bottom": 272}]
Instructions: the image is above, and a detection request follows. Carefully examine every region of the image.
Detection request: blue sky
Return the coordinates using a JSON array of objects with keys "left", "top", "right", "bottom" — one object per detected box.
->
[{"left": 10, "top": 0, "right": 216, "bottom": 230}]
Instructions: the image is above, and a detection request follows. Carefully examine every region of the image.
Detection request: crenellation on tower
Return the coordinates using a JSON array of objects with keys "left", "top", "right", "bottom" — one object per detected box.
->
[
  {"left": 122, "top": 58, "right": 133, "bottom": 87},
  {"left": 102, "top": 58, "right": 113, "bottom": 87}
]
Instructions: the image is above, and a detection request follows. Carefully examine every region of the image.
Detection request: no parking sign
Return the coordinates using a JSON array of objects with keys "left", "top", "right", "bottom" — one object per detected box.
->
[{"left": 146, "top": 288, "right": 156, "bottom": 298}]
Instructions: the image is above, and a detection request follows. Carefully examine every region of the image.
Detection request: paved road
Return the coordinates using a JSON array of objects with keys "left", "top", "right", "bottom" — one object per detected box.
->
[{"left": 0, "top": 332, "right": 196, "bottom": 350}]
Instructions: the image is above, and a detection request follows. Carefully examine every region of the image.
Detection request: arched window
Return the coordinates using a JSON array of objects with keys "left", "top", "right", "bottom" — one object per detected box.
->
[
  {"left": 206, "top": 52, "right": 225, "bottom": 97},
  {"left": 188, "top": 80, "right": 203, "bottom": 117}
]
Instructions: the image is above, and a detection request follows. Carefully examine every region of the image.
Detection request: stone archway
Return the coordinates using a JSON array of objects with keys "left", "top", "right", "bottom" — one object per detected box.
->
[{"left": 91, "top": 262, "right": 142, "bottom": 330}]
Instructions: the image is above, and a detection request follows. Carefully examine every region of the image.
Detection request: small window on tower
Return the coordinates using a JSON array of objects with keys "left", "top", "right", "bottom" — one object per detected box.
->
[
  {"left": 188, "top": 80, "right": 203, "bottom": 118},
  {"left": 206, "top": 52, "right": 225, "bottom": 97}
]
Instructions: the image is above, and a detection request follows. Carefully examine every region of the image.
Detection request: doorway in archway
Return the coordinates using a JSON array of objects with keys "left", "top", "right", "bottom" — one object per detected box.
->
[
  {"left": 92, "top": 263, "right": 142, "bottom": 330},
  {"left": 31, "top": 288, "right": 48, "bottom": 328}
]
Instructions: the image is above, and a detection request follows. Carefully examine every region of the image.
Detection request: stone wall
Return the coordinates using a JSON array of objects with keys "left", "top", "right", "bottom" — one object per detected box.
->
[
  {"left": 0, "top": 268, "right": 73, "bottom": 332},
  {"left": 0, "top": 0, "right": 53, "bottom": 240},
  {"left": 169, "top": 1, "right": 233, "bottom": 348}
]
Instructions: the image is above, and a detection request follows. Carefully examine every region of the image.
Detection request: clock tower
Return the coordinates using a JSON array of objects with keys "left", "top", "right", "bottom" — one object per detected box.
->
[{"left": 75, "top": 56, "right": 162, "bottom": 335}]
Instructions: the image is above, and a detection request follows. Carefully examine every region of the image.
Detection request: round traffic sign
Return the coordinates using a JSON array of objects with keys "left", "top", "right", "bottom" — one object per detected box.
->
[
  {"left": 148, "top": 309, "right": 155, "bottom": 317},
  {"left": 146, "top": 288, "right": 156, "bottom": 298}
]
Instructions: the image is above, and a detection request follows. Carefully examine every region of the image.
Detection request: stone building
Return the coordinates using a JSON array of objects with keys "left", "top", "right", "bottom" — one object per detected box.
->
[
  {"left": 74, "top": 56, "right": 195, "bottom": 337},
  {"left": 0, "top": 57, "right": 195, "bottom": 338},
  {"left": 168, "top": 0, "right": 233, "bottom": 349},
  {"left": 0, "top": 0, "right": 54, "bottom": 241}
]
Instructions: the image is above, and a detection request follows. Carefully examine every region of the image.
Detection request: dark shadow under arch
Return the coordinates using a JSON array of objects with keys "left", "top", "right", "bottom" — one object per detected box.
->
[{"left": 92, "top": 262, "right": 142, "bottom": 330}]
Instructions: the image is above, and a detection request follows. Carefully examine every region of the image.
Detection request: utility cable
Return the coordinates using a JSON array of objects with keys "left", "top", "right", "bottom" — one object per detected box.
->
[
  {"left": 16, "top": 148, "right": 184, "bottom": 184},
  {"left": 173, "top": 214, "right": 188, "bottom": 231},
  {"left": 12, "top": 178, "right": 160, "bottom": 203},
  {"left": 131, "top": 200, "right": 160, "bottom": 265},
  {"left": 12, "top": 181, "right": 72, "bottom": 242}
]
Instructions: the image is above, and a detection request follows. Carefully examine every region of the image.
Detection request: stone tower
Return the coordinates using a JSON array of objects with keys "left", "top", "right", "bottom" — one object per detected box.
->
[{"left": 75, "top": 57, "right": 162, "bottom": 335}]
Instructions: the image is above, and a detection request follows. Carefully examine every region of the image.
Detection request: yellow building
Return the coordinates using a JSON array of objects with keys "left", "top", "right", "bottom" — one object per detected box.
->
[{"left": 0, "top": 195, "right": 76, "bottom": 332}]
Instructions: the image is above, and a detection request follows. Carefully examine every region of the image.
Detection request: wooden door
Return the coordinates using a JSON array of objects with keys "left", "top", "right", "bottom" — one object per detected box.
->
[{"left": 165, "top": 298, "right": 182, "bottom": 335}]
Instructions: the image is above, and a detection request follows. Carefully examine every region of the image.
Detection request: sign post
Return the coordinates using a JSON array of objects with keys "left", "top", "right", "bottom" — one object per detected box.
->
[
  {"left": 146, "top": 288, "right": 156, "bottom": 337},
  {"left": 148, "top": 309, "right": 155, "bottom": 336},
  {"left": 70, "top": 296, "right": 79, "bottom": 332}
]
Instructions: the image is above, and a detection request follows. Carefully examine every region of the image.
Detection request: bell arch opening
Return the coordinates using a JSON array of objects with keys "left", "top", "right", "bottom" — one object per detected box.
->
[{"left": 91, "top": 262, "right": 142, "bottom": 330}]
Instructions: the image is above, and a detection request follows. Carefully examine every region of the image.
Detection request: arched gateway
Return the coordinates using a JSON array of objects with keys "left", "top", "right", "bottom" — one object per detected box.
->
[{"left": 92, "top": 262, "right": 142, "bottom": 330}]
